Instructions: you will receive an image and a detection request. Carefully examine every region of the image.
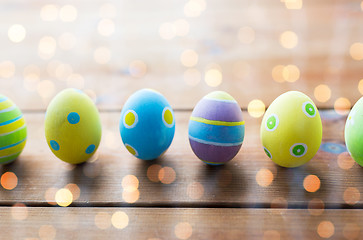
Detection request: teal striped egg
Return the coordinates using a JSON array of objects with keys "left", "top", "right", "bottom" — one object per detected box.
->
[{"left": 0, "top": 95, "right": 27, "bottom": 164}]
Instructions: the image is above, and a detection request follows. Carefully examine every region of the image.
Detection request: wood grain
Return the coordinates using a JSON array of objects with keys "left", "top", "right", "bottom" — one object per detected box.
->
[
  {"left": 0, "top": 110, "right": 356, "bottom": 208},
  {"left": 2, "top": 207, "right": 363, "bottom": 239}
]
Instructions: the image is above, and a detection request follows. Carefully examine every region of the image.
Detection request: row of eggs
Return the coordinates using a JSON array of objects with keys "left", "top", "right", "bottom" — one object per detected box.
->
[{"left": 0, "top": 88, "right": 362, "bottom": 168}]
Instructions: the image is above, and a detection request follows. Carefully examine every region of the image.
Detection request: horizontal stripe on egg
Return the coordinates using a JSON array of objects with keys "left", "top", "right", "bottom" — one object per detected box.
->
[
  {"left": 0, "top": 125, "right": 26, "bottom": 137},
  {"left": 0, "top": 140, "right": 26, "bottom": 156},
  {"left": 0, "top": 138, "right": 26, "bottom": 150},
  {"left": 0, "top": 152, "right": 21, "bottom": 163},
  {"left": 0, "top": 126, "right": 27, "bottom": 148},
  {"left": 0, "top": 105, "right": 16, "bottom": 114},
  {"left": 189, "top": 135, "right": 243, "bottom": 147},
  {"left": 190, "top": 116, "right": 245, "bottom": 126},
  {"left": 0, "top": 151, "right": 22, "bottom": 160},
  {"left": 0, "top": 97, "right": 8, "bottom": 103},
  {"left": 192, "top": 98, "right": 243, "bottom": 122},
  {"left": 0, "top": 117, "right": 25, "bottom": 135},
  {"left": 0, "top": 114, "right": 23, "bottom": 126}
]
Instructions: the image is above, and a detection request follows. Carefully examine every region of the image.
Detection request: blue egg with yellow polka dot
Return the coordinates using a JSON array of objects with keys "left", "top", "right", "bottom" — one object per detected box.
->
[
  {"left": 0, "top": 95, "right": 27, "bottom": 164},
  {"left": 120, "top": 89, "right": 175, "bottom": 160}
]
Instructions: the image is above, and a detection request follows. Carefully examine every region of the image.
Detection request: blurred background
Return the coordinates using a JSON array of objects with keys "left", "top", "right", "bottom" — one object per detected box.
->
[{"left": 0, "top": 0, "right": 362, "bottom": 113}]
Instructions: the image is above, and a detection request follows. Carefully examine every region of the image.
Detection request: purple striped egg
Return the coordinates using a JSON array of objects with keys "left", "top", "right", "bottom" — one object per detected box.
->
[{"left": 188, "top": 91, "right": 245, "bottom": 165}]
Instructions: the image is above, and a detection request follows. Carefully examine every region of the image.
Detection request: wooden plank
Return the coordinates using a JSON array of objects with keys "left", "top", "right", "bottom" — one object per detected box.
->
[
  {"left": 0, "top": 110, "right": 357, "bottom": 207},
  {"left": 2, "top": 207, "right": 363, "bottom": 239},
  {"left": 0, "top": 0, "right": 362, "bottom": 110}
]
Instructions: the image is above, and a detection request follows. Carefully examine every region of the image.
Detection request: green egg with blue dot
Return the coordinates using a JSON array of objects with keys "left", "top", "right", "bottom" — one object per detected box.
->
[
  {"left": 119, "top": 89, "right": 175, "bottom": 160},
  {"left": 45, "top": 88, "right": 102, "bottom": 164},
  {"left": 0, "top": 95, "right": 27, "bottom": 164}
]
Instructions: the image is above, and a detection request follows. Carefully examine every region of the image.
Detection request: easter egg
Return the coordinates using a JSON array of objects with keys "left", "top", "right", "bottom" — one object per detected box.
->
[
  {"left": 345, "top": 97, "right": 363, "bottom": 166},
  {"left": 0, "top": 95, "right": 27, "bottom": 164},
  {"left": 120, "top": 89, "right": 175, "bottom": 160},
  {"left": 188, "top": 91, "right": 245, "bottom": 165},
  {"left": 260, "top": 91, "right": 322, "bottom": 168},
  {"left": 45, "top": 89, "right": 102, "bottom": 164}
]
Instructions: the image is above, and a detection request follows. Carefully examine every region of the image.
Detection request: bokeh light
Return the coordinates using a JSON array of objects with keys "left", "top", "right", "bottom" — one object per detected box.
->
[
  {"left": 205, "top": 68, "right": 222, "bottom": 87},
  {"left": 158, "top": 167, "right": 176, "bottom": 184},
  {"left": 184, "top": 68, "right": 201, "bottom": 86},
  {"left": 65, "top": 183, "right": 81, "bottom": 201},
  {"left": 38, "top": 36, "right": 57, "bottom": 59},
  {"left": 334, "top": 97, "right": 351, "bottom": 115},
  {"left": 55, "top": 188, "right": 73, "bottom": 207},
  {"left": 44, "top": 187, "right": 58, "bottom": 205},
  {"left": 11, "top": 203, "right": 28, "bottom": 220},
  {"left": 282, "top": 64, "right": 300, "bottom": 82},
  {"left": 184, "top": 0, "right": 206, "bottom": 17},
  {"left": 180, "top": 49, "right": 198, "bottom": 67},
  {"left": 238, "top": 27, "right": 255, "bottom": 44},
  {"left": 122, "top": 175, "right": 139, "bottom": 192},
  {"left": 256, "top": 168, "right": 274, "bottom": 187},
  {"left": 317, "top": 221, "right": 335, "bottom": 239},
  {"left": 284, "top": 0, "right": 303, "bottom": 9},
  {"left": 40, "top": 4, "right": 58, "bottom": 21},
  {"left": 343, "top": 223, "right": 360, "bottom": 240},
  {"left": 95, "top": 212, "right": 112, "bottom": 230},
  {"left": 314, "top": 84, "right": 331, "bottom": 103},
  {"left": 98, "top": 19, "right": 115, "bottom": 36},
  {"left": 1, "top": 172, "right": 18, "bottom": 190},
  {"left": 94, "top": 47, "right": 111, "bottom": 64},
  {"left": 55, "top": 63, "right": 73, "bottom": 80},
  {"left": 280, "top": 31, "right": 298, "bottom": 49},
  {"left": 111, "top": 211, "right": 129, "bottom": 229},
  {"left": 308, "top": 198, "right": 325, "bottom": 216},
  {"left": 272, "top": 65, "right": 285, "bottom": 83},
  {"left": 147, "top": 164, "right": 162, "bottom": 182},
  {"left": 129, "top": 60, "right": 147, "bottom": 78},
  {"left": 37, "top": 80, "right": 55, "bottom": 99},
  {"left": 248, "top": 99, "right": 265, "bottom": 118},
  {"left": 337, "top": 152, "right": 355, "bottom": 170},
  {"left": 122, "top": 189, "right": 140, "bottom": 203},
  {"left": 8, "top": 24, "right": 26, "bottom": 43},
  {"left": 59, "top": 5, "right": 78, "bottom": 22},
  {"left": 303, "top": 175, "right": 321, "bottom": 193},
  {"left": 0, "top": 61, "right": 15, "bottom": 78},
  {"left": 350, "top": 42, "right": 363, "bottom": 61},
  {"left": 358, "top": 79, "right": 363, "bottom": 95},
  {"left": 175, "top": 222, "right": 193, "bottom": 240},
  {"left": 343, "top": 187, "right": 360, "bottom": 205},
  {"left": 159, "top": 22, "right": 176, "bottom": 40},
  {"left": 263, "top": 230, "right": 280, "bottom": 240},
  {"left": 187, "top": 182, "right": 204, "bottom": 200}
]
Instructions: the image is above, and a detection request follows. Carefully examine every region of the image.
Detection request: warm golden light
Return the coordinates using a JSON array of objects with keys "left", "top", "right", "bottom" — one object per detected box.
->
[
  {"left": 159, "top": 22, "right": 176, "bottom": 40},
  {"left": 122, "top": 175, "right": 139, "bottom": 192},
  {"left": 358, "top": 79, "right": 363, "bottom": 95},
  {"left": 187, "top": 182, "right": 204, "bottom": 200},
  {"left": 303, "top": 175, "right": 321, "bottom": 193},
  {"left": 280, "top": 31, "right": 298, "bottom": 49},
  {"left": 337, "top": 152, "right": 355, "bottom": 170},
  {"left": 272, "top": 65, "right": 285, "bottom": 83},
  {"left": 98, "top": 19, "right": 115, "bottom": 36},
  {"left": 158, "top": 167, "right": 176, "bottom": 184},
  {"left": 95, "top": 212, "right": 112, "bottom": 230},
  {"left": 334, "top": 97, "right": 351, "bottom": 115},
  {"left": 65, "top": 183, "right": 81, "bottom": 201},
  {"left": 263, "top": 230, "right": 280, "bottom": 240},
  {"left": 343, "top": 187, "right": 360, "bottom": 205},
  {"left": 284, "top": 0, "right": 303, "bottom": 9},
  {"left": 147, "top": 164, "right": 162, "bottom": 182},
  {"left": 59, "top": 5, "right": 78, "bottom": 22},
  {"left": 282, "top": 64, "right": 300, "bottom": 82},
  {"left": 248, "top": 99, "right": 265, "bottom": 118},
  {"left": 308, "top": 198, "right": 325, "bottom": 216},
  {"left": 314, "top": 84, "right": 331, "bottom": 103},
  {"left": 184, "top": 68, "right": 201, "bottom": 86},
  {"left": 180, "top": 49, "right": 198, "bottom": 67},
  {"left": 38, "top": 36, "right": 57, "bottom": 59},
  {"left": 40, "top": 4, "right": 58, "bottom": 21},
  {"left": 1, "top": 172, "right": 18, "bottom": 190},
  {"left": 238, "top": 27, "right": 255, "bottom": 44},
  {"left": 205, "top": 68, "right": 222, "bottom": 87},
  {"left": 39, "top": 225, "right": 57, "bottom": 240},
  {"left": 8, "top": 24, "right": 26, "bottom": 43},
  {"left": 122, "top": 189, "right": 140, "bottom": 203},
  {"left": 44, "top": 187, "right": 58, "bottom": 205},
  {"left": 0, "top": 61, "right": 15, "bottom": 78},
  {"left": 350, "top": 42, "right": 363, "bottom": 61},
  {"left": 94, "top": 47, "right": 111, "bottom": 64},
  {"left": 111, "top": 211, "right": 129, "bottom": 229},
  {"left": 184, "top": 0, "right": 206, "bottom": 17},
  {"left": 175, "top": 222, "right": 193, "bottom": 240},
  {"left": 11, "top": 203, "right": 28, "bottom": 220},
  {"left": 55, "top": 188, "right": 73, "bottom": 207},
  {"left": 343, "top": 223, "right": 360, "bottom": 240},
  {"left": 317, "top": 221, "right": 335, "bottom": 239},
  {"left": 256, "top": 168, "right": 274, "bottom": 187},
  {"left": 129, "top": 60, "right": 147, "bottom": 78}
]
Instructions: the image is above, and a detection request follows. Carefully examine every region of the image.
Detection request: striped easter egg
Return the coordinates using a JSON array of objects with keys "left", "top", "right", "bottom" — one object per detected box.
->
[
  {"left": 188, "top": 91, "right": 245, "bottom": 165},
  {"left": 0, "top": 95, "right": 27, "bottom": 164}
]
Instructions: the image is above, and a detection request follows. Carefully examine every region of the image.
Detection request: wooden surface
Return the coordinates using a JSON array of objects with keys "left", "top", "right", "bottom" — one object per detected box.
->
[{"left": 1, "top": 0, "right": 363, "bottom": 239}]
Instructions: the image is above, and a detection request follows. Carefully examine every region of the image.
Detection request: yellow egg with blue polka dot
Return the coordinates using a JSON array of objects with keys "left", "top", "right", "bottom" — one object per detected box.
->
[
  {"left": 120, "top": 89, "right": 175, "bottom": 160},
  {"left": 260, "top": 91, "right": 322, "bottom": 168},
  {"left": 45, "top": 89, "right": 102, "bottom": 164},
  {"left": 0, "top": 95, "right": 27, "bottom": 164}
]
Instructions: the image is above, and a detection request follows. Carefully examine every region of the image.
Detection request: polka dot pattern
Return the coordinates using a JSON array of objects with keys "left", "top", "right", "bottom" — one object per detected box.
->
[
  {"left": 50, "top": 140, "right": 60, "bottom": 151},
  {"left": 85, "top": 144, "right": 95, "bottom": 154},
  {"left": 265, "top": 114, "right": 279, "bottom": 131},
  {"left": 67, "top": 112, "right": 80, "bottom": 124},
  {"left": 290, "top": 143, "right": 307, "bottom": 157},
  {"left": 264, "top": 147, "right": 272, "bottom": 159},
  {"left": 303, "top": 102, "right": 316, "bottom": 118},
  {"left": 162, "top": 107, "right": 174, "bottom": 128},
  {"left": 123, "top": 110, "right": 138, "bottom": 129},
  {"left": 125, "top": 144, "right": 138, "bottom": 157}
]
